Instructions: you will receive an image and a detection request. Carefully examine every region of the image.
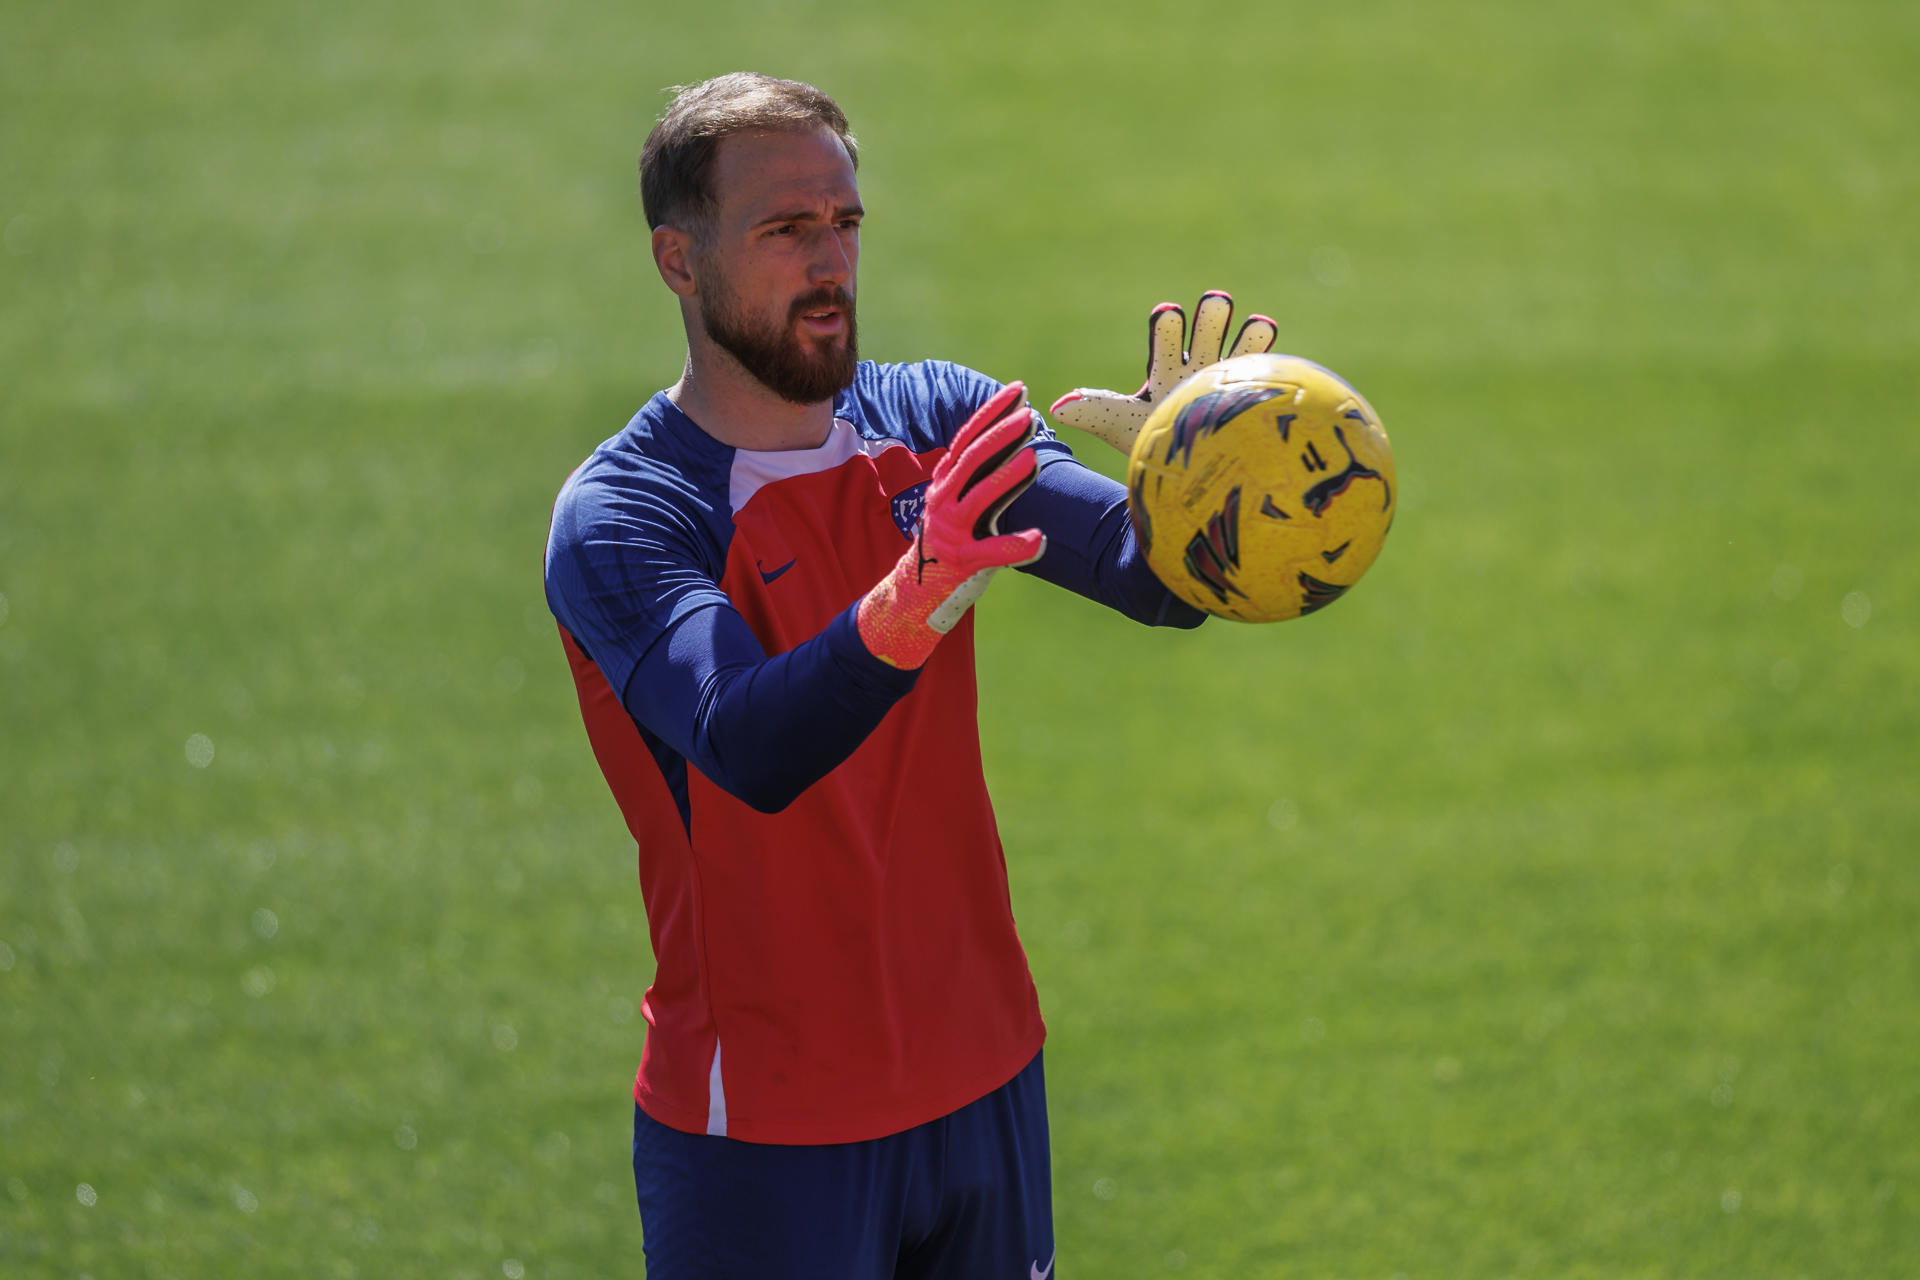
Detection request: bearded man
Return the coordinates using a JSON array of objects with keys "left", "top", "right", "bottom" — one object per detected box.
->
[{"left": 545, "top": 71, "right": 1270, "bottom": 1278}]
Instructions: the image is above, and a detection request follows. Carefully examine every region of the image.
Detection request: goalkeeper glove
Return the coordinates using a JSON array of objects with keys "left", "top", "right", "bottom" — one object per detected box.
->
[
  {"left": 856, "top": 380, "right": 1047, "bottom": 669},
  {"left": 1049, "top": 290, "right": 1277, "bottom": 455}
]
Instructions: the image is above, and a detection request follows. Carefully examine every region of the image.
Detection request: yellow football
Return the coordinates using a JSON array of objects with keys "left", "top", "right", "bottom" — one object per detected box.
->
[{"left": 1127, "top": 352, "right": 1396, "bottom": 623}]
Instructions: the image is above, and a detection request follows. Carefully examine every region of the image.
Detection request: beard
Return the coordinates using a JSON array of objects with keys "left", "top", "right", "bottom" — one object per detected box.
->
[{"left": 699, "top": 270, "right": 859, "bottom": 406}]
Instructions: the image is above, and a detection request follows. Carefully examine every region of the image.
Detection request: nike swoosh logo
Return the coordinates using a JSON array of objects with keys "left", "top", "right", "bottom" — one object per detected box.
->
[
  {"left": 757, "top": 558, "right": 795, "bottom": 585},
  {"left": 1031, "top": 1250, "right": 1055, "bottom": 1280}
]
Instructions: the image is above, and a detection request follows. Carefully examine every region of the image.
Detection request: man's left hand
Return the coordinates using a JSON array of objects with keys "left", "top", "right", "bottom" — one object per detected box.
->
[{"left": 1050, "top": 290, "right": 1277, "bottom": 456}]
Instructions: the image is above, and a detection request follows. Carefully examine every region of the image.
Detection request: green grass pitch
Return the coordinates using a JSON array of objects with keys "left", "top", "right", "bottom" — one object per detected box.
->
[{"left": 2, "top": 0, "right": 1915, "bottom": 1275}]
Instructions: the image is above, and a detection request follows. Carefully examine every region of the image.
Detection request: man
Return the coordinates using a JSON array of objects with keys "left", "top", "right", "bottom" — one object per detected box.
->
[{"left": 544, "top": 71, "right": 1276, "bottom": 1278}]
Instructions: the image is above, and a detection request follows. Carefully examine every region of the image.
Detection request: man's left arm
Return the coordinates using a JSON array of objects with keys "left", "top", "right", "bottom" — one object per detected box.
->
[{"left": 1001, "top": 454, "right": 1206, "bottom": 629}]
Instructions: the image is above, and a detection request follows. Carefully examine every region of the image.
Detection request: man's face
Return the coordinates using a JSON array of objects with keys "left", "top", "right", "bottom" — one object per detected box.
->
[{"left": 694, "top": 127, "right": 863, "bottom": 406}]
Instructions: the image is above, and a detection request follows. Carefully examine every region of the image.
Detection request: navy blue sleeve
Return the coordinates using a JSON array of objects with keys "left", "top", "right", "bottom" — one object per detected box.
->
[
  {"left": 546, "top": 458, "right": 918, "bottom": 816},
  {"left": 846, "top": 360, "right": 1076, "bottom": 468},
  {"left": 1004, "top": 454, "right": 1207, "bottom": 629},
  {"left": 545, "top": 462, "right": 736, "bottom": 705},
  {"left": 626, "top": 603, "right": 919, "bottom": 814},
  {"left": 926, "top": 362, "right": 1077, "bottom": 469}
]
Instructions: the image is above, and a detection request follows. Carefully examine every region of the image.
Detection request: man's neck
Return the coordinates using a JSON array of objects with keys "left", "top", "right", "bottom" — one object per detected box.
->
[{"left": 667, "top": 347, "right": 837, "bottom": 453}]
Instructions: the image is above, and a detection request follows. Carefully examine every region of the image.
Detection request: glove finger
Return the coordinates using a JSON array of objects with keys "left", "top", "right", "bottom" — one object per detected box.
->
[
  {"left": 973, "top": 527, "right": 1047, "bottom": 571},
  {"left": 950, "top": 438, "right": 1038, "bottom": 528},
  {"left": 949, "top": 380, "right": 1027, "bottom": 459},
  {"left": 1187, "top": 290, "right": 1234, "bottom": 368},
  {"left": 1016, "top": 530, "right": 1047, "bottom": 567},
  {"left": 1227, "top": 313, "right": 1278, "bottom": 358},
  {"left": 950, "top": 407, "right": 1037, "bottom": 502},
  {"left": 975, "top": 448, "right": 1040, "bottom": 537},
  {"left": 1144, "top": 303, "right": 1188, "bottom": 402},
  {"left": 1050, "top": 390, "right": 1151, "bottom": 455}
]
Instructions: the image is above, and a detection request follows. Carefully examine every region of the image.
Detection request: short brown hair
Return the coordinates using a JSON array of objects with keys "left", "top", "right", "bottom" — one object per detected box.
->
[{"left": 640, "top": 72, "right": 858, "bottom": 237}]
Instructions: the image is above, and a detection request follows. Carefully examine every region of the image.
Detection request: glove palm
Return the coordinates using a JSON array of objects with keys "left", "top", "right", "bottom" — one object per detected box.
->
[{"left": 1050, "top": 290, "right": 1277, "bottom": 455}]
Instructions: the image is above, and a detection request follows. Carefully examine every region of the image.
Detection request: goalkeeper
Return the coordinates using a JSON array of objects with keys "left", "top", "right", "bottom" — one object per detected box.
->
[{"left": 544, "top": 70, "right": 1272, "bottom": 1279}]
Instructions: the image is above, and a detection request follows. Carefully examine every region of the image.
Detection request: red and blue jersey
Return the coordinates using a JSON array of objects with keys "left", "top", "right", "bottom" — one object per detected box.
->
[{"left": 545, "top": 359, "right": 1200, "bottom": 1145}]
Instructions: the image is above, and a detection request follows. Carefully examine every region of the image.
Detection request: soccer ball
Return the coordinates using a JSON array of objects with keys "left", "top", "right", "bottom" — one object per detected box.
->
[{"left": 1127, "top": 352, "right": 1396, "bottom": 623}]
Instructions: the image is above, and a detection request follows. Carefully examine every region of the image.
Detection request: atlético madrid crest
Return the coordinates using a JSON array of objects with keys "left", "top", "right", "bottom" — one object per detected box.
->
[{"left": 890, "top": 482, "right": 929, "bottom": 541}]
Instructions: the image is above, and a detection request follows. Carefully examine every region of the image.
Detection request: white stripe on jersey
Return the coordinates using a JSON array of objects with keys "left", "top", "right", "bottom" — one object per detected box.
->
[{"left": 705, "top": 1040, "right": 727, "bottom": 1137}]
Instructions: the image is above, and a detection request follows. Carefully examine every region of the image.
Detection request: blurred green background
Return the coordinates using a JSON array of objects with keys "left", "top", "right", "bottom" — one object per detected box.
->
[{"left": 2, "top": 0, "right": 1914, "bottom": 1276}]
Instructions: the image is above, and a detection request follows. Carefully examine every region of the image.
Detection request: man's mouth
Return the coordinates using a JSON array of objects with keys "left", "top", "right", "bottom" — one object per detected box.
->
[{"left": 798, "top": 307, "right": 843, "bottom": 336}]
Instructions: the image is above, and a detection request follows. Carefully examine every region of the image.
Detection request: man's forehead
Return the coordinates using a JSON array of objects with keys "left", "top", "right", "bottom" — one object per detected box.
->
[{"left": 711, "top": 128, "right": 860, "bottom": 218}]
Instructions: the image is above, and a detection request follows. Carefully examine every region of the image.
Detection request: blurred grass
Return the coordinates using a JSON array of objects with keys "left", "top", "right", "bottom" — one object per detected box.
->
[{"left": 2, "top": 0, "right": 1916, "bottom": 1276}]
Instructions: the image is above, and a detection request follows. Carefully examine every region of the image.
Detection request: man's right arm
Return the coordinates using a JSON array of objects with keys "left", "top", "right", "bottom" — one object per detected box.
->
[
  {"left": 546, "top": 488, "right": 919, "bottom": 814},
  {"left": 621, "top": 601, "right": 918, "bottom": 814},
  {"left": 547, "top": 383, "right": 1043, "bottom": 814}
]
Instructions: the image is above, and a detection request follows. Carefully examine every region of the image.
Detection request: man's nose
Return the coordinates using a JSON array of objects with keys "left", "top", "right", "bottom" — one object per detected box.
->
[{"left": 807, "top": 227, "right": 854, "bottom": 285}]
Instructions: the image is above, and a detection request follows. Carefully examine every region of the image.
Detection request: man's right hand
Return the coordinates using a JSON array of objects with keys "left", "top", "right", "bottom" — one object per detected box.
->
[{"left": 855, "top": 381, "right": 1048, "bottom": 669}]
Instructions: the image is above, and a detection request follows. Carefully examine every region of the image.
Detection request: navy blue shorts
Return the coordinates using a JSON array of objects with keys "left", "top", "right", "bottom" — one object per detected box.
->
[{"left": 633, "top": 1051, "right": 1055, "bottom": 1279}]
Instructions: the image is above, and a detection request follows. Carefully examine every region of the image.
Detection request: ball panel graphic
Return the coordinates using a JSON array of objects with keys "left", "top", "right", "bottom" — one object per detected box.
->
[{"left": 1126, "top": 353, "right": 1396, "bottom": 623}]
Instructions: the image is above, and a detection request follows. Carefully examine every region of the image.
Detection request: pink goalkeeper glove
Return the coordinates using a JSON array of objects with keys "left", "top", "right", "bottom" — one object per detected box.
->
[{"left": 856, "top": 380, "right": 1048, "bottom": 669}]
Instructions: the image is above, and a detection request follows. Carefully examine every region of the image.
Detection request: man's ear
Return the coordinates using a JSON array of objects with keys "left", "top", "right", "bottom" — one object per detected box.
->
[{"left": 652, "top": 225, "right": 699, "bottom": 298}]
